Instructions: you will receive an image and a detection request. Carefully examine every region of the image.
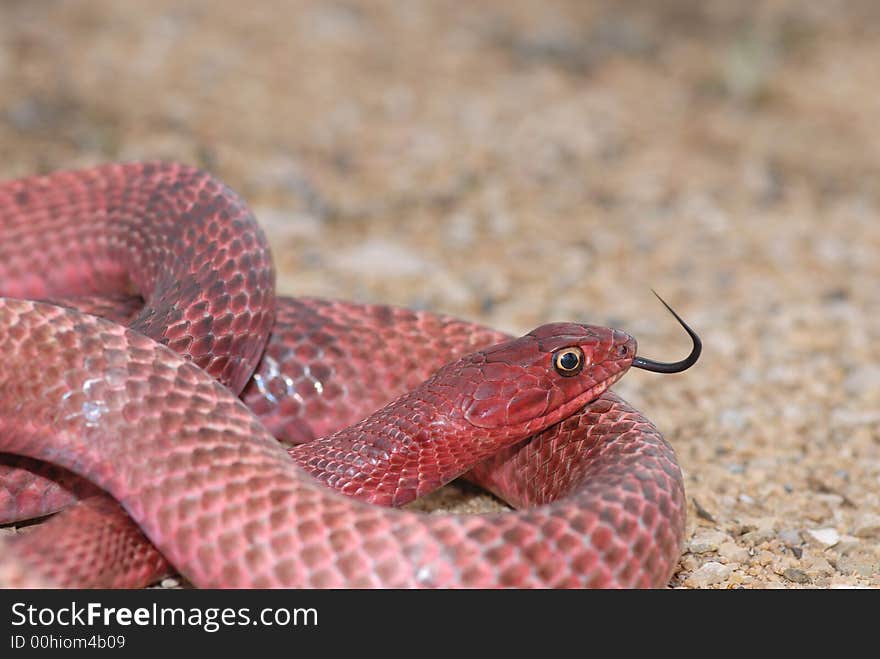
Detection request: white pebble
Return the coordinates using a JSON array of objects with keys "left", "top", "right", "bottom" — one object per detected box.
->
[
  {"left": 717, "top": 541, "right": 751, "bottom": 564},
  {"left": 853, "top": 514, "right": 880, "bottom": 538},
  {"left": 688, "top": 529, "right": 730, "bottom": 554},
  {"left": 684, "top": 561, "right": 731, "bottom": 587},
  {"left": 777, "top": 528, "right": 802, "bottom": 546},
  {"left": 805, "top": 527, "right": 840, "bottom": 548},
  {"left": 835, "top": 535, "right": 862, "bottom": 553}
]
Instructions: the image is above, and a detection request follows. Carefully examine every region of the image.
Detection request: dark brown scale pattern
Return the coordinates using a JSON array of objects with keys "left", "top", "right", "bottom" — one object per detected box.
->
[{"left": 0, "top": 163, "right": 688, "bottom": 588}]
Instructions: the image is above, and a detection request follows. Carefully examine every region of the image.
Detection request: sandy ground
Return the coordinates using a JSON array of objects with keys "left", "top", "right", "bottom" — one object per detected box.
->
[{"left": 1, "top": 0, "right": 878, "bottom": 588}]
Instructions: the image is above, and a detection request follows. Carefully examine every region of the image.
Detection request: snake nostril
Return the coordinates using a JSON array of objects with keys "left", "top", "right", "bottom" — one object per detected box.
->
[{"left": 618, "top": 345, "right": 629, "bottom": 358}]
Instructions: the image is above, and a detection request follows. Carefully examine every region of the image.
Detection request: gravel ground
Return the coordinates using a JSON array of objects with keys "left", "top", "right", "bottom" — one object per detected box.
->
[{"left": 1, "top": 1, "right": 878, "bottom": 588}]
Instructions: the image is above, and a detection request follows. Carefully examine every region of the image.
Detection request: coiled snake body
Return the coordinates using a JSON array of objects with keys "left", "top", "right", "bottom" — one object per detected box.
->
[{"left": 0, "top": 162, "right": 696, "bottom": 588}]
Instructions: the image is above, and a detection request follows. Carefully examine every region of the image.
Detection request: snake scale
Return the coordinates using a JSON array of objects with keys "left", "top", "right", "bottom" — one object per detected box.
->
[{"left": 0, "top": 162, "right": 698, "bottom": 588}]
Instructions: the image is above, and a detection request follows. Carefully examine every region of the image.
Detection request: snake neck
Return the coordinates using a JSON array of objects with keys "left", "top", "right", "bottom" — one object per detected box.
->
[{"left": 288, "top": 386, "right": 517, "bottom": 507}]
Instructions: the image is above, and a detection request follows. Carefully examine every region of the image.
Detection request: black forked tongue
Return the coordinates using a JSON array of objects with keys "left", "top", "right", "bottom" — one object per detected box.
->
[{"left": 631, "top": 291, "right": 702, "bottom": 374}]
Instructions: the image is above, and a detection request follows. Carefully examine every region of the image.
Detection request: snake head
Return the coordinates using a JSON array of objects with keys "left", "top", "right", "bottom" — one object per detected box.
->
[{"left": 448, "top": 321, "right": 636, "bottom": 436}]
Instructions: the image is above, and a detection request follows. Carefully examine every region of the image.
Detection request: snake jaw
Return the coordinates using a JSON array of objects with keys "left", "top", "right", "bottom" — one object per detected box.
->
[{"left": 517, "top": 357, "right": 632, "bottom": 437}]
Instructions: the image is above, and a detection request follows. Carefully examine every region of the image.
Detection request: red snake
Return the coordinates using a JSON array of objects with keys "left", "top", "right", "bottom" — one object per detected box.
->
[{"left": 0, "top": 162, "right": 698, "bottom": 588}]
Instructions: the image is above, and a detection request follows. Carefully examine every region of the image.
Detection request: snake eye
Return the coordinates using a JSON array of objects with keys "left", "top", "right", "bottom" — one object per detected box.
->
[{"left": 553, "top": 347, "right": 585, "bottom": 376}]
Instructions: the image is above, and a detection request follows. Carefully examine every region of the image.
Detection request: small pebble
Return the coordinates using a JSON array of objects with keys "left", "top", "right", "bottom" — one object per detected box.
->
[
  {"left": 688, "top": 529, "right": 729, "bottom": 553},
  {"left": 755, "top": 550, "right": 776, "bottom": 566},
  {"left": 692, "top": 498, "right": 717, "bottom": 522},
  {"left": 782, "top": 567, "right": 810, "bottom": 584},
  {"left": 717, "top": 541, "right": 751, "bottom": 564},
  {"left": 777, "top": 528, "right": 803, "bottom": 546},
  {"left": 835, "top": 535, "right": 863, "bottom": 553},
  {"left": 803, "top": 555, "right": 835, "bottom": 576},
  {"left": 740, "top": 518, "right": 777, "bottom": 545},
  {"left": 684, "top": 561, "right": 731, "bottom": 587},
  {"left": 835, "top": 557, "right": 877, "bottom": 578},
  {"left": 160, "top": 577, "right": 180, "bottom": 589},
  {"left": 853, "top": 514, "right": 880, "bottom": 539},
  {"left": 805, "top": 528, "right": 840, "bottom": 548}
]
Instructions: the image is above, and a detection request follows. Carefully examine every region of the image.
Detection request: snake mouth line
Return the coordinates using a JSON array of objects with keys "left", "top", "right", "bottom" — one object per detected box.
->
[{"left": 523, "top": 361, "right": 630, "bottom": 435}]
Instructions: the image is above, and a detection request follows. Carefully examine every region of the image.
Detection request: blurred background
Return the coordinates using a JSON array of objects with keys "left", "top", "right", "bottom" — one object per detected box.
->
[{"left": 1, "top": 0, "right": 877, "bottom": 588}]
